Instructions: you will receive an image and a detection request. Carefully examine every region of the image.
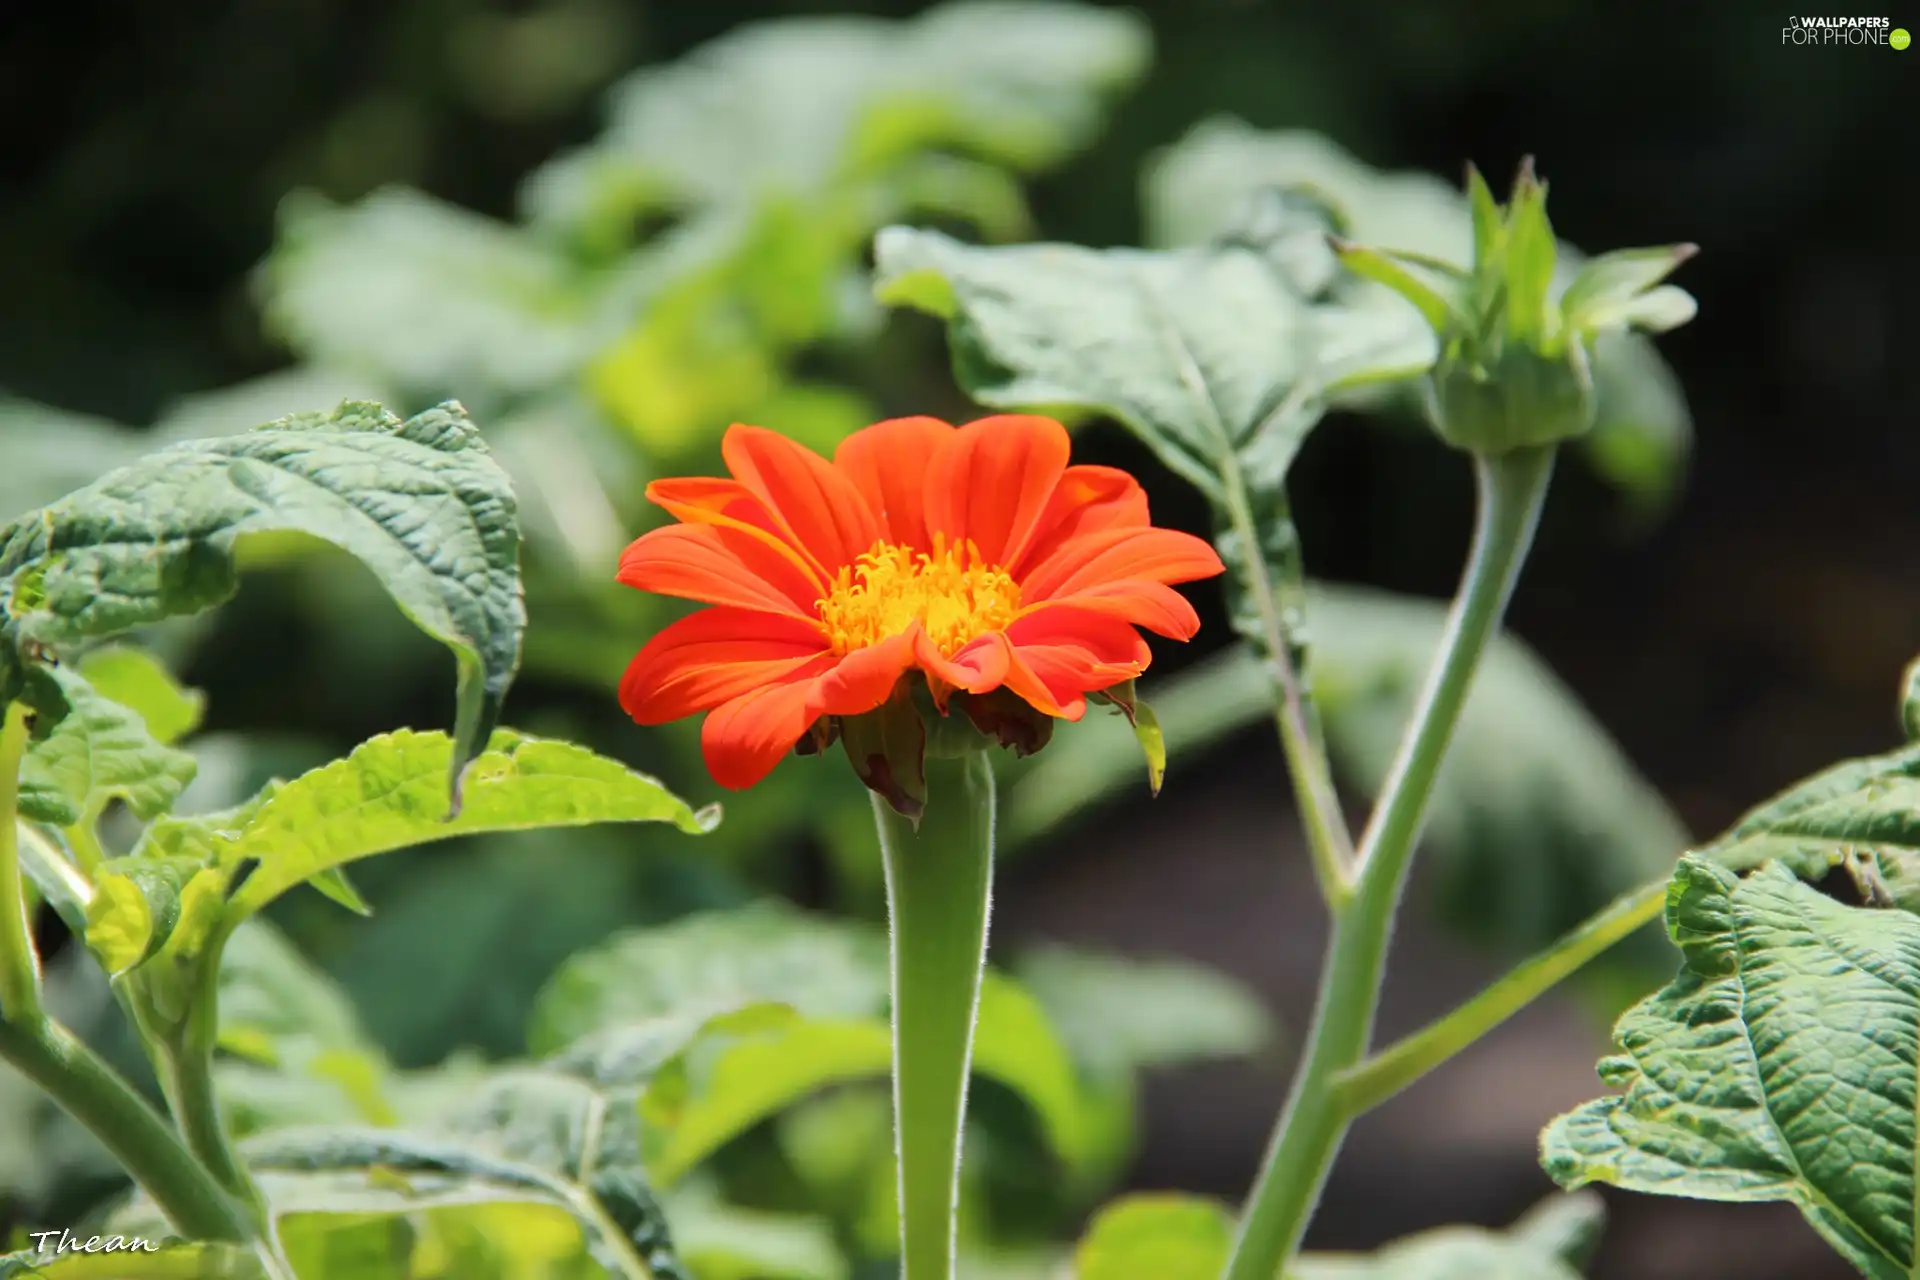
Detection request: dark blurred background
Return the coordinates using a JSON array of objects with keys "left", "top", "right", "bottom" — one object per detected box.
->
[{"left": 2, "top": 1, "right": 1914, "bottom": 1277}]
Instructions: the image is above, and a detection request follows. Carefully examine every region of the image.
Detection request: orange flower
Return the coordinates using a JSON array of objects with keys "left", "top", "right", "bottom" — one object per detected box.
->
[{"left": 617, "top": 415, "right": 1225, "bottom": 791}]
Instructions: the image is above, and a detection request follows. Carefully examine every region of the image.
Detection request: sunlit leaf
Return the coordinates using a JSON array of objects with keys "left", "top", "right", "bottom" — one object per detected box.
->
[
  {"left": 0, "top": 401, "right": 525, "bottom": 797},
  {"left": 1142, "top": 118, "right": 1693, "bottom": 510},
  {"left": 1543, "top": 857, "right": 1920, "bottom": 1278},
  {"left": 1073, "top": 1194, "right": 1232, "bottom": 1280},
  {"left": 198, "top": 727, "right": 716, "bottom": 924},
  {"left": 17, "top": 664, "right": 197, "bottom": 826},
  {"left": 0, "top": 1241, "right": 264, "bottom": 1279},
  {"left": 75, "top": 647, "right": 205, "bottom": 746},
  {"left": 243, "top": 1122, "right": 690, "bottom": 1280}
]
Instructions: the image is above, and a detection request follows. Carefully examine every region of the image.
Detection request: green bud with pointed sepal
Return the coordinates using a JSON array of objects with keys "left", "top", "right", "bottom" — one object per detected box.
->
[{"left": 1334, "top": 158, "right": 1696, "bottom": 457}]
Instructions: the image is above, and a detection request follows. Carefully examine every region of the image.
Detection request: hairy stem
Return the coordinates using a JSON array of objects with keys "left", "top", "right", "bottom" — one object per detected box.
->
[
  {"left": 873, "top": 751, "right": 996, "bottom": 1280},
  {"left": 0, "top": 1016, "right": 255, "bottom": 1242},
  {"left": 0, "top": 701, "right": 43, "bottom": 1022},
  {"left": 1222, "top": 445, "right": 1556, "bottom": 1280},
  {"left": 1334, "top": 875, "right": 1668, "bottom": 1115}
]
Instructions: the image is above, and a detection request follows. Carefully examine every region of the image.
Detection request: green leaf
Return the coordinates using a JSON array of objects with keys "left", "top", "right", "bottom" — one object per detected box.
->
[
  {"left": 1141, "top": 118, "right": 1693, "bottom": 509},
  {"left": 874, "top": 204, "right": 1389, "bottom": 747},
  {"left": 1289, "top": 1194, "right": 1602, "bottom": 1278},
  {"left": 1015, "top": 945, "right": 1274, "bottom": 1076},
  {"left": 534, "top": 904, "right": 1096, "bottom": 1178},
  {"left": 1541, "top": 857, "right": 1920, "bottom": 1279},
  {"left": 0, "top": 1241, "right": 264, "bottom": 1279},
  {"left": 0, "top": 401, "right": 525, "bottom": 798},
  {"left": 17, "top": 665, "right": 198, "bottom": 826},
  {"left": 75, "top": 647, "right": 205, "bottom": 745},
  {"left": 261, "top": 191, "right": 600, "bottom": 402},
  {"left": 244, "top": 1121, "right": 690, "bottom": 1280},
  {"left": 83, "top": 857, "right": 212, "bottom": 978},
  {"left": 525, "top": 3, "right": 1149, "bottom": 247},
  {"left": 1006, "top": 585, "right": 1688, "bottom": 964},
  {"left": 206, "top": 727, "right": 716, "bottom": 923},
  {"left": 279, "top": 1214, "right": 414, "bottom": 1280},
  {"left": 528, "top": 902, "right": 889, "bottom": 1057},
  {"left": 660, "top": 1179, "right": 847, "bottom": 1280},
  {"left": 1073, "top": 1193, "right": 1232, "bottom": 1280}
]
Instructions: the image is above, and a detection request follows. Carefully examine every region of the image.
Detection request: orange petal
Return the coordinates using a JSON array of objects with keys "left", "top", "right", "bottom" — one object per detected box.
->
[
  {"left": 701, "top": 672, "right": 835, "bottom": 790},
  {"left": 1027, "top": 580, "right": 1202, "bottom": 640},
  {"left": 835, "top": 416, "right": 953, "bottom": 552},
  {"left": 1013, "top": 465, "right": 1150, "bottom": 577},
  {"left": 807, "top": 630, "right": 917, "bottom": 718},
  {"left": 723, "top": 424, "right": 881, "bottom": 573},
  {"left": 912, "top": 629, "right": 1012, "bottom": 710},
  {"left": 620, "top": 609, "right": 832, "bottom": 725},
  {"left": 1021, "top": 526, "right": 1225, "bottom": 602},
  {"left": 646, "top": 477, "right": 828, "bottom": 593},
  {"left": 617, "top": 524, "right": 826, "bottom": 618},
  {"left": 923, "top": 415, "right": 1070, "bottom": 566},
  {"left": 998, "top": 607, "right": 1152, "bottom": 719}
]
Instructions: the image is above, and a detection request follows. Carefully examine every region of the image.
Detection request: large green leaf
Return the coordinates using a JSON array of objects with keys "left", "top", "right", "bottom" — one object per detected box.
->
[
  {"left": 191, "top": 728, "right": 714, "bottom": 924},
  {"left": 1542, "top": 856, "right": 1920, "bottom": 1278},
  {"left": 874, "top": 206, "right": 1408, "bottom": 745},
  {"left": 0, "top": 401, "right": 525, "bottom": 797},
  {"left": 243, "top": 1121, "right": 688, "bottom": 1280},
  {"left": 260, "top": 191, "right": 602, "bottom": 403},
  {"left": 532, "top": 903, "right": 1098, "bottom": 1177},
  {"left": 0, "top": 1242, "right": 264, "bottom": 1279},
  {"left": 524, "top": 2, "right": 1149, "bottom": 246},
  {"left": 1005, "top": 584, "right": 1688, "bottom": 961},
  {"left": 17, "top": 664, "right": 198, "bottom": 826},
  {"left": 1141, "top": 118, "right": 1692, "bottom": 509}
]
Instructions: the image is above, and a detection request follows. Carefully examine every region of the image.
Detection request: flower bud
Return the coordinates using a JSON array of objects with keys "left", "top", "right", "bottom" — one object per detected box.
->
[{"left": 1332, "top": 158, "right": 1696, "bottom": 457}]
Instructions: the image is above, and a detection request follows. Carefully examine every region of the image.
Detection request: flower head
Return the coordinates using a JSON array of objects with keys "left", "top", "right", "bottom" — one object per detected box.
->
[{"left": 617, "top": 414, "right": 1224, "bottom": 809}]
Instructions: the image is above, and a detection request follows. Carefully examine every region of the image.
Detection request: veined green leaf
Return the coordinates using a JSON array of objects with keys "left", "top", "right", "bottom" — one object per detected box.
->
[
  {"left": 875, "top": 204, "right": 1411, "bottom": 757},
  {"left": 1005, "top": 585, "right": 1687, "bottom": 965},
  {"left": 0, "top": 401, "right": 524, "bottom": 799},
  {"left": 75, "top": 646, "right": 205, "bottom": 746},
  {"left": 243, "top": 1121, "right": 690, "bottom": 1280},
  {"left": 210, "top": 728, "right": 716, "bottom": 923},
  {"left": 0, "top": 1241, "right": 264, "bottom": 1279},
  {"left": 17, "top": 664, "right": 197, "bottom": 826},
  {"left": 525, "top": 3, "right": 1148, "bottom": 246},
  {"left": 1542, "top": 858, "right": 1920, "bottom": 1278},
  {"left": 1141, "top": 118, "right": 1694, "bottom": 510}
]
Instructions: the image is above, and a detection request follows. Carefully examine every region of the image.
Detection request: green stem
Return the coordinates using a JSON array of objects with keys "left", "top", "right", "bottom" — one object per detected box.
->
[
  {"left": 872, "top": 751, "right": 996, "bottom": 1280},
  {"left": 1222, "top": 445, "right": 1555, "bottom": 1280},
  {"left": 65, "top": 798, "right": 110, "bottom": 877},
  {"left": 0, "top": 701, "right": 43, "bottom": 1022},
  {"left": 0, "top": 990, "right": 254, "bottom": 1242},
  {"left": 1333, "top": 875, "right": 1668, "bottom": 1115},
  {"left": 1218, "top": 391, "right": 1356, "bottom": 904}
]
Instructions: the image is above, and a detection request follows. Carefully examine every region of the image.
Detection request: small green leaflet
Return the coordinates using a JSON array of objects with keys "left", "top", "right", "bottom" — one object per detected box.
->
[
  {"left": 1074, "top": 1194, "right": 1234, "bottom": 1279},
  {"left": 17, "top": 664, "right": 198, "bottom": 826},
  {"left": 1543, "top": 858, "right": 1920, "bottom": 1278},
  {"left": 0, "top": 401, "right": 525, "bottom": 806},
  {"left": 75, "top": 646, "right": 205, "bottom": 745}
]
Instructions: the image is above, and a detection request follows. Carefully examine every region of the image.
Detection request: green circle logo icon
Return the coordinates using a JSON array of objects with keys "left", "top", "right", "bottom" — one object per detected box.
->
[{"left": 1894, "top": 27, "right": 1912, "bottom": 48}]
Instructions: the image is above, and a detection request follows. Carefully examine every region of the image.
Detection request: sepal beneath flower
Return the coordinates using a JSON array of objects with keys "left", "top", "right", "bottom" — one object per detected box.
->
[
  {"left": 1089, "top": 679, "right": 1166, "bottom": 797},
  {"left": 840, "top": 683, "right": 929, "bottom": 823},
  {"left": 954, "top": 687, "right": 1056, "bottom": 758}
]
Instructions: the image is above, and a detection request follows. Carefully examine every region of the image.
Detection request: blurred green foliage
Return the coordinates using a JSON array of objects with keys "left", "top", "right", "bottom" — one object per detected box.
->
[{"left": 0, "top": 1, "right": 1734, "bottom": 1273}]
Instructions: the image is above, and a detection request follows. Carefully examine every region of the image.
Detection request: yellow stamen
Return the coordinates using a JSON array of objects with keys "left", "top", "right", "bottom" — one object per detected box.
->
[{"left": 818, "top": 535, "right": 1020, "bottom": 656}]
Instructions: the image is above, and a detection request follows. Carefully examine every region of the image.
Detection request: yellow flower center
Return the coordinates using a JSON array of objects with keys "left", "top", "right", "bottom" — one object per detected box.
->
[{"left": 818, "top": 535, "right": 1021, "bottom": 656}]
